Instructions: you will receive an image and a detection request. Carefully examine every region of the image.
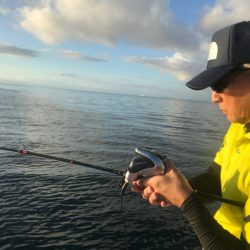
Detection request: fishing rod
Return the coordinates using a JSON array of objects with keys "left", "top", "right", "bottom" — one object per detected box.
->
[
  {"left": 0, "top": 146, "right": 124, "bottom": 176},
  {"left": 0, "top": 146, "right": 245, "bottom": 250},
  {"left": 0, "top": 145, "right": 128, "bottom": 250},
  {"left": 194, "top": 190, "right": 245, "bottom": 208},
  {"left": 0, "top": 146, "right": 244, "bottom": 208}
]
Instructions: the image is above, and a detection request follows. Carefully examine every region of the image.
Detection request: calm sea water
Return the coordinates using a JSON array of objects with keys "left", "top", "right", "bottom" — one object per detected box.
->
[{"left": 0, "top": 85, "right": 229, "bottom": 250}]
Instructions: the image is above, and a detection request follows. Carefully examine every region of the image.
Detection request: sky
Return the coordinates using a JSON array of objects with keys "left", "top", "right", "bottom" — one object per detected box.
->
[{"left": 1, "top": 0, "right": 250, "bottom": 100}]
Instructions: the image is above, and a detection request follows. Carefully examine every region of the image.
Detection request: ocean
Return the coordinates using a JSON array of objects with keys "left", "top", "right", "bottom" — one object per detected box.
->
[{"left": 0, "top": 85, "right": 229, "bottom": 250}]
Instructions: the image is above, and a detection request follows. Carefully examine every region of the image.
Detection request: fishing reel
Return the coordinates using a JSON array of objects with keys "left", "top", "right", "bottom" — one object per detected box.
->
[{"left": 120, "top": 148, "right": 167, "bottom": 193}]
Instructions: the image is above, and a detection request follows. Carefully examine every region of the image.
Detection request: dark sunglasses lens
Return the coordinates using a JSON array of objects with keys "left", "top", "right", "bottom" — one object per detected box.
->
[
  {"left": 211, "top": 80, "right": 229, "bottom": 93},
  {"left": 211, "top": 67, "right": 250, "bottom": 93}
]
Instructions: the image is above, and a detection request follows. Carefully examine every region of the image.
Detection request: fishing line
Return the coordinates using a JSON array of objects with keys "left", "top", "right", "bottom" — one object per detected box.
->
[{"left": 120, "top": 191, "right": 128, "bottom": 250}]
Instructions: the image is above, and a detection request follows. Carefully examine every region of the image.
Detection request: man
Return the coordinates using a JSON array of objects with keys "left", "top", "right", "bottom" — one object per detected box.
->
[{"left": 132, "top": 21, "right": 250, "bottom": 249}]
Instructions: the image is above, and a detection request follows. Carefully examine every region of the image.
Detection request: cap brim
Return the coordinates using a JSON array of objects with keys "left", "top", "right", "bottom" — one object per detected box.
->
[{"left": 186, "top": 64, "right": 236, "bottom": 90}]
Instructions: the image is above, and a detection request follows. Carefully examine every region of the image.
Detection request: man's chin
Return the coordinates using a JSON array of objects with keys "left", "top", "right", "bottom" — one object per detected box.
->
[
  {"left": 225, "top": 114, "right": 237, "bottom": 123},
  {"left": 226, "top": 116, "right": 247, "bottom": 124}
]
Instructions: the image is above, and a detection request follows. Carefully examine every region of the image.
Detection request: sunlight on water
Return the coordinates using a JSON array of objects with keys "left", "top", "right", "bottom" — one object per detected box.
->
[{"left": 0, "top": 85, "right": 228, "bottom": 249}]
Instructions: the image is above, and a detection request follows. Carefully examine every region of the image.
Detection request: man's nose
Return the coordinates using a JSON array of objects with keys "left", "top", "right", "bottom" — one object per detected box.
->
[{"left": 211, "top": 91, "right": 223, "bottom": 103}]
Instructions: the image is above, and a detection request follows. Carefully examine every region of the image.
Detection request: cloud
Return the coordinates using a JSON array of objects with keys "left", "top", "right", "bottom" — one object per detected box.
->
[
  {"left": 58, "top": 73, "right": 78, "bottom": 78},
  {"left": 16, "top": 0, "right": 208, "bottom": 82},
  {"left": 125, "top": 52, "right": 203, "bottom": 81},
  {"left": 0, "top": 44, "right": 39, "bottom": 57},
  {"left": 166, "top": 0, "right": 250, "bottom": 81},
  {"left": 19, "top": 0, "right": 200, "bottom": 53},
  {"left": 60, "top": 50, "right": 107, "bottom": 62},
  {"left": 13, "top": 0, "right": 250, "bottom": 83},
  {"left": 0, "top": 7, "right": 10, "bottom": 15},
  {"left": 199, "top": 0, "right": 250, "bottom": 34}
]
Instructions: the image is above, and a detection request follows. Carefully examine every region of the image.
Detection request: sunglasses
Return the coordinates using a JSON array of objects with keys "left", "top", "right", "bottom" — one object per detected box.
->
[{"left": 211, "top": 66, "right": 250, "bottom": 93}]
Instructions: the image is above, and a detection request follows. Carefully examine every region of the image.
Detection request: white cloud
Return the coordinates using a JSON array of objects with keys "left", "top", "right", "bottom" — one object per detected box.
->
[
  {"left": 199, "top": 0, "right": 250, "bottom": 34},
  {"left": 125, "top": 52, "right": 203, "bottom": 81},
  {"left": 19, "top": 0, "right": 199, "bottom": 53},
  {"left": 11, "top": 0, "right": 250, "bottom": 84},
  {"left": 59, "top": 50, "right": 107, "bottom": 62},
  {"left": 0, "top": 6, "right": 10, "bottom": 15}
]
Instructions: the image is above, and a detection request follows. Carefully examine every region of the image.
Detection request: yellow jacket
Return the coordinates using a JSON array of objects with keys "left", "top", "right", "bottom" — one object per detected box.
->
[{"left": 214, "top": 123, "right": 250, "bottom": 243}]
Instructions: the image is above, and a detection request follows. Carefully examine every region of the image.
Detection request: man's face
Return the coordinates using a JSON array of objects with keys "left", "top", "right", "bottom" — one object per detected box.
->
[{"left": 211, "top": 70, "right": 250, "bottom": 124}]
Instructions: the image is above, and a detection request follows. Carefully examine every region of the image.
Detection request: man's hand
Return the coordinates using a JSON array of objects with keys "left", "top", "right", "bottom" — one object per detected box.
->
[{"left": 131, "top": 159, "right": 194, "bottom": 208}]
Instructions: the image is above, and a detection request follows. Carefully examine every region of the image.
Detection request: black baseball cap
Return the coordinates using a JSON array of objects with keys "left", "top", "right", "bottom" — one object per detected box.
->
[{"left": 186, "top": 21, "right": 250, "bottom": 90}]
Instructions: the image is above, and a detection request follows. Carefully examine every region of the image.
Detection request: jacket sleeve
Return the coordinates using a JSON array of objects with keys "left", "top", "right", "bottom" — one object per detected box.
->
[{"left": 181, "top": 192, "right": 250, "bottom": 249}]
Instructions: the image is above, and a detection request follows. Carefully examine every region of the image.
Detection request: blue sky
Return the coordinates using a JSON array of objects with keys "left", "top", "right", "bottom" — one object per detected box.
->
[{"left": 1, "top": 0, "right": 250, "bottom": 100}]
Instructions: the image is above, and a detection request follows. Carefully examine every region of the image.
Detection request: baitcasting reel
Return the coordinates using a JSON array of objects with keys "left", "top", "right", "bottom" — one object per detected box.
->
[{"left": 120, "top": 148, "right": 167, "bottom": 193}]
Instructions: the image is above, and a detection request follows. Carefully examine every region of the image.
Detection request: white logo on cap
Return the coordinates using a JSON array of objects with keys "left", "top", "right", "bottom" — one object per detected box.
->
[{"left": 208, "top": 41, "right": 218, "bottom": 61}]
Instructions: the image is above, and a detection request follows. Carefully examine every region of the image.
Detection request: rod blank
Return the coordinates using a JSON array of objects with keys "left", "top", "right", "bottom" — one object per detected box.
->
[{"left": 0, "top": 147, "right": 124, "bottom": 176}]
